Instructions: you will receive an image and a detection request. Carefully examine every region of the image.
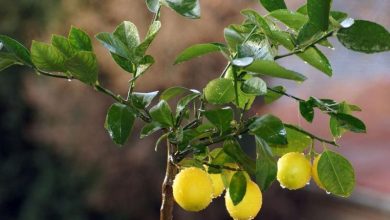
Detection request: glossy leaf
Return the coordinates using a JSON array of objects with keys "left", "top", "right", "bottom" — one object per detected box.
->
[
  {"left": 318, "top": 150, "right": 355, "bottom": 197},
  {"left": 270, "top": 127, "right": 312, "bottom": 156},
  {"left": 146, "top": 0, "right": 160, "bottom": 13},
  {"left": 68, "top": 27, "right": 93, "bottom": 52},
  {"left": 229, "top": 172, "right": 247, "bottom": 205},
  {"left": 160, "top": 86, "right": 198, "bottom": 101},
  {"left": 237, "top": 34, "right": 275, "bottom": 61},
  {"left": 330, "top": 116, "right": 343, "bottom": 138},
  {"left": 331, "top": 113, "right": 366, "bottom": 133},
  {"left": 337, "top": 20, "right": 390, "bottom": 53},
  {"left": 149, "top": 100, "right": 174, "bottom": 127},
  {"left": 241, "top": 77, "right": 267, "bottom": 96},
  {"left": 174, "top": 43, "right": 226, "bottom": 64},
  {"left": 105, "top": 103, "right": 136, "bottom": 145},
  {"left": 208, "top": 148, "right": 235, "bottom": 173},
  {"left": 0, "top": 35, "right": 33, "bottom": 66},
  {"left": 241, "top": 9, "right": 271, "bottom": 34},
  {"left": 95, "top": 32, "right": 132, "bottom": 59},
  {"left": 135, "top": 55, "right": 155, "bottom": 78},
  {"left": 269, "top": 9, "right": 308, "bottom": 31},
  {"left": 269, "top": 30, "right": 332, "bottom": 76},
  {"left": 223, "top": 138, "right": 256, "bottom": 175},
  {"left": 244, "top": 60, "right": 307, "bottom": 82},
  {"left": 224, "top": 26, "right": 245, "bottom": 51},
  {"left": 113, "top": 21, "right": 140, "bottom": 56},
  {"left": 130, "top": 91, "right": 159, "bottom": 109},
  {"left": 249, "top": 114, "right": 287, "bottom": 145},
  {"left": 166, "top": 0, "right": 201, "bottom": 19},
  {"left": 0, "top": 52, "right": 23, "bottom": 71},
  {"left": 297, "top": 22, "right": 322, "bottom": 45},
  {"left": 255, "top": 137, "right": 277, "bottom": 191},
  {"left": 51, "top": 35, "right": 75, "bottom": 58},
  {"left": 204, "top": 78, "right": 235, "bottom": 105},
  {"left": 331, "top": 11, "right": 348, "bottom": 22},
  {"left": 30, "top": 41, "right": 66, "bottom": 72},
  {"left": 224, "top": 69, "right": 256, "bottom": 109},
  {"left": 307, "top": 0, "right": 332, "bottom": 31},
  {"left": 136, "top": 21, "right": 161, "bottom": 56},
  {"left": 264, "top": 86, "right": 285, "bottom": 104},
  {"left": 204, "top": 107, "right": 233, "bottom": 133},
  {"left": 299, "top": 100, "right": 315, "bottom": 122},
  {"left": 65, "top": 51, "right": 98, "bottom": 84},
  {"left": 259, "top": 0, "right": 287, "bottom": 12},
  {"left": 176, "top": 93, "right": 200, "bottom": 115}
]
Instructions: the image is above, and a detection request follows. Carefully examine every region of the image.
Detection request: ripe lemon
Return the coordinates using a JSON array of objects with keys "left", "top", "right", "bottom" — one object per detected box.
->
[
  {"left": 209, "top": 173, "right": 225, "bottom": 198},
  {"left": 221, "top": 163, "right": 239, "bottom": 187},
  {"left": 225, "top": 180, "right": 262, "bottom": 220},
  {"left": 173, "top": 167, "right": 213, "bottom": 211},
  {"left": 312, "top": 154, "right": 325, "bottom": 190},
  {"left": 277, "top": 152, "right": 311, "bottom": 190}
]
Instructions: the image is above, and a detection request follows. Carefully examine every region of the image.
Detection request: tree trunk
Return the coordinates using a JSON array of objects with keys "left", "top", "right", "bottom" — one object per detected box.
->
[{"left": 160, "top": 142, "right": 178, "bottom": 220}]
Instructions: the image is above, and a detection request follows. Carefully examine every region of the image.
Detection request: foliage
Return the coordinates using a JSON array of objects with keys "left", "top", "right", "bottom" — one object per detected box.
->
[{"left": 1, "top": 0, "right": 389, "bottom": 219}]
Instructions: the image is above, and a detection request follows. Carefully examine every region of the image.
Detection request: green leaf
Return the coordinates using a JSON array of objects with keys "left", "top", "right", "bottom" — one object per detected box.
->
[
  {"left": 331, "top": 113, "right": 366, "bottom": 133},
  {"left": 160, "top": 86, "right": 199, "bottom": 101},
  {"left": 241, "top": 9, "right": 271, "bottom": 34},
  {"left": 244, "top": 60, "right": 307, "bottom": 82},
  {"left": 337, "top": 20, "right": 390, "bottom": 53},
  {"left": 146, "top": 0, "right": 160, "bottom": 13},
  {"left": 111, "top": 53, "right": 135, "bottom": 73},
  {"left": 68, "top": 26, "right": 93, "bottom": 52},
  {"left": 237, "top": 34, "right": 275, "bottom": 61},
  {"left": 174, "top": 43, "right": 226, "bottom": 64},
  {"left": 330, "top": 11, "right": 348, "bottom": 22},
  {"left": 136, "top": 21, "right": 161, "bottom": 57},
  {"left": 264, "top": 86, "right": 285, "bottom": 104},
  {"left": 269, "top": 127, "right": 312, "bottom": 156},
  {"left": 149, "top": 100, "right": 174, "bottom": 127},
  {"left": 297, "top": 22, "right": 322, "bottom": 45},
  {"left": 135, "top": 55, "right": 155, "bottom": 78},
  {"left": 113, "top": 21, "right": 140, "bottom": 57},
  {"left": 51, "top": 35, "right": 75, "bottom": 58},
  {"left": 95, "top": 32, "right": 132, "bottom": 59},
  {"left": 249, "top": 114, "right": 287, "bottom": 145},
  {"left": 299, "top": 100, "right": 315, "bottom": 122},
  {"left": 30, "top": 41, "right": 66, "bottom": 72},
  {"left": 0, "top": 52, "right": 23, "bottom": 71},
  {"left": 166, "top": 0, "right": 201, "bottom": 19},
  {"left": 204, "top": 78, "right": 235, "bottom": 105},
  {"left": 269, "top": 30, "right": 332, "bottom": 76},
  {"left": 241, "top": 77, "right": 267, "bottom": 96},
  {"left": 208, "top": 148, "right": 235, "bottom": 173},
  {"left": 224, "top": 70, "right": 256, "bottom": 110},
  {"left": 307, "top": 0, "right": 332, "bottom": 31},
  {"left": 229, "top": 172, "right": 247, "bottom": 205},
  {"left": 259, "top": 0, "right": 287, "bottom": 12},
  {"left": 269, "top": 9, "right": 308, "bottom": 31},
  {"left": 224, "top": 26, "right": 245, "bottom": 51},
  {"left": 255, "top": 137, "right": 277, "bottom": 191},
  {"left": 223, "top": 138, "right": 256, "bottom": 175},
  {"left": 318, "top": 150, "right": 355, "bottom": 197},
  {"left": 176, "top": 93, "right": 201, "bottom": 117},
  {"left": 204, "top": 107, "right": 234, "bottom": 133},
  {"left": 130, "top": 91, "right": 159, "bottom": 109},
  {"left": 141, "top": 121, "right": 162, "bottom": 139},
  {"left": 105, "top": 103, "right": 136, "bottom": 145},
  {"left": 0, "top": 35, "right": 33, "bottom": 66},
  {"left": 330, "top": 116, "right": 343, "bottom": 138},
  {"left": 65, "top": 51, "right": 98, "bottom": 85}
]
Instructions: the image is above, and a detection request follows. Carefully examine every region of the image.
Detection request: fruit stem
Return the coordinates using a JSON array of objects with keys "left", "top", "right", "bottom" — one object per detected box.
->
[{"left": 160, "top": 141, "right": 178, "bottom": 220}]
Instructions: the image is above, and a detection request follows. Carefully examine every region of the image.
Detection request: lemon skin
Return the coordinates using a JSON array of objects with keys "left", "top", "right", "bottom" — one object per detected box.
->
[
  {"left": 225, "top": 180, "right": 262, "bottom": 220},
  {"left": 173, "top": 167, "right": 213, "bottom": 211},
  {"left": 277, "top": 152, "right": 311, "bottom": 190},
  {"left": 312, "top": 154, "right": 325, "bottom": 190},
  {"left": 209, "top": 173, "right": 225, "bottom": 198}
]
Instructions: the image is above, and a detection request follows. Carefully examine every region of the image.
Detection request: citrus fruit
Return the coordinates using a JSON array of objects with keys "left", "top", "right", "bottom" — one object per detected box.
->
[
  {"left": 312, "top": 154, "right": 325, "bottom": 190},
  {"left": 225, "top": 180, "right": 262, "bottom": 220},
  {"left": 209, "top": 172, "right": 225, "bottom": 198},
  {"left": 172, "top": 167, "right": 213, "bottom": 211},
  {"left": 277, "top": 152, "right": 311, "bottom": 190}
]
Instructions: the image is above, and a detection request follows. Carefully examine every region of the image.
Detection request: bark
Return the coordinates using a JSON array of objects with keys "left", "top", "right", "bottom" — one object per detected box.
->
[{"left": 160, "top": 142, "right": 178, "bottom": 220}]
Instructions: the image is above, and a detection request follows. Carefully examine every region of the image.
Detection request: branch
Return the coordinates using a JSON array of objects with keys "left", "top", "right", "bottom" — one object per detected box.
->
[
  {"left": 267, "top": 86, "right": 304, "bottom": 102},
  {"left": 284, "top": 123, "right": 339, "bottom": 147}
]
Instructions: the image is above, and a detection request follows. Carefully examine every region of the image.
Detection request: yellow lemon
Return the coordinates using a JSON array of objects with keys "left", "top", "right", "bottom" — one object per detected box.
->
[
  {"left": 312, "top": 154, "right": 325, "bottom": 190},
  {"left": 209, "top": 173, "right": 225, "bottom": 198},
  {"left": 225, "top": 180, "right": 262, "bottom": 220},
  {"left": 173, "top": 167, "right": 213, "bottom": 211},
  {"left": 277, "top": 152, "right": 311, "bottom": 190}
]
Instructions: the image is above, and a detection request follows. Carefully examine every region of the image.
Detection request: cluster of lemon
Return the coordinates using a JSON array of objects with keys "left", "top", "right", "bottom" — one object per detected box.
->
[{"left": 172, "top": 152, "right": 324, "bottom": 220}]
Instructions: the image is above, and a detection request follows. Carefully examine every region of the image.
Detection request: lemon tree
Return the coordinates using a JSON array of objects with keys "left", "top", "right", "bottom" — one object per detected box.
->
[{"left": 1, "top": 0, "right": 389, "bottom": 219}]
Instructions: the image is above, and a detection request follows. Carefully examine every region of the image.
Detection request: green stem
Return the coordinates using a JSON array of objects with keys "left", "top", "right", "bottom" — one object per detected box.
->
[{"left": 284, "top": 124, "right": 339, "bottom": 147}]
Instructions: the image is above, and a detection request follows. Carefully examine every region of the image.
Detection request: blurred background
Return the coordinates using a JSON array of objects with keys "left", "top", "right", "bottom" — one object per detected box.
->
[{"left": 0, "top": 0, "right": 389, "bottom": 219}]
